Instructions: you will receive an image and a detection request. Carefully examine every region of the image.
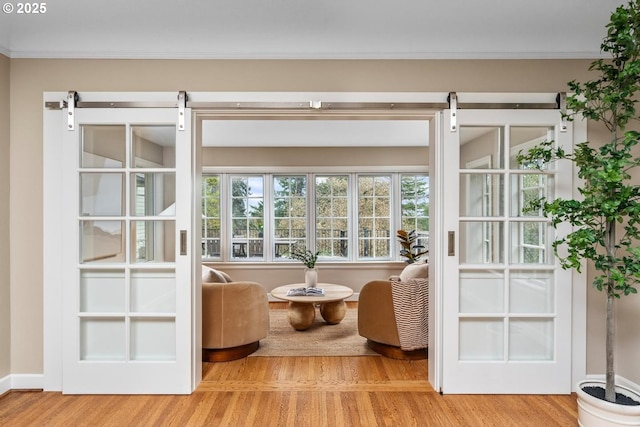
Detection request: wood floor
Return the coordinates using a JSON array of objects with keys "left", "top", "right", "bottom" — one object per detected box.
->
[
  {"left": 0, "top": 305, "right": 578, "bottom": 426},
  {"left": 0, "top": 356, "right": 578, "bottom": 427}
]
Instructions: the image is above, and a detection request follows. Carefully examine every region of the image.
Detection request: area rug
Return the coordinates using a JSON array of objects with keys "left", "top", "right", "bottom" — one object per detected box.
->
[{"left": 250, "top": 308, "right": 379, "bottom": 357}]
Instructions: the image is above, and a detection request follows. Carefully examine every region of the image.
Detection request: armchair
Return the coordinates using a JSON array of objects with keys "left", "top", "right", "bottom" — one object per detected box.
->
[
  {"left": 202, "top": 266, "right": 269, "bottom": 362},
  {"left": 358, "top": 262, "right": 429, "bottom": 359}
]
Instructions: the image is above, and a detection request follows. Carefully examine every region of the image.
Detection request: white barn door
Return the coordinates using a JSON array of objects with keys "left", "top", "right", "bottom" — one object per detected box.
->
[
  {"left": 441, "top": 108, "right": 574, "bottom": 394},
  {"left": 60, "top": 107, "right": 194, "bottom": 394}
]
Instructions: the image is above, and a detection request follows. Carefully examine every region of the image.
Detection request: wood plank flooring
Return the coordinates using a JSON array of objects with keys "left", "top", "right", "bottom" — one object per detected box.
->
[
  {"left": 0, "top": 356, "right": 578, "bottom": 427},
  {"left": 0, "top": 306, "right": 578, "bottom": 426}
]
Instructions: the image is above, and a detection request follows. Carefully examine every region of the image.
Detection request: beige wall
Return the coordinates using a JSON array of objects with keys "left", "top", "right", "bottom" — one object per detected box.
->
[
  {"left": 205, "top": 263, "right": 405, "bottom": 296},
  {"left": 203, "top": 146, "right": 428, "bottom": 167},
  {"left": 7, "top": 59, "right": 640, "bottom": 386},
  {"left": 0, "top": 54, "right": 10, "bottom": 380}
]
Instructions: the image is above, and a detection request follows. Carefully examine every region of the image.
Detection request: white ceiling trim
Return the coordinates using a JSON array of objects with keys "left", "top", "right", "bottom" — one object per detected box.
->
[{"left": 5, "top": 49, "right": 606, "bottom": 60}]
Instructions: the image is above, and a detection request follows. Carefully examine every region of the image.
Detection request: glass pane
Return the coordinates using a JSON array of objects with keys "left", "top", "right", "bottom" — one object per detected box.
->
[
  {"left": 333, "top": 198, "right": 348, "bottom": 216},
  {"left": 459, "top": 319, "right": 504, "bottom": 361},
  {"left": 510, "top": 173, "right": 555, "bottom": 217},
  {"left": 460, "top": 126, "right": 504, "bottom": 169},
  {"left": 81, "top": 125, "right": 125, "bottom": 168},
  {"left": 80, "top": 318, "right": 125, "bottom": 361},
  {"left": 459, "top": 221, "right": 503, "bottom": 264},
  {"left": 232, "top": 219, "right": 247, "bottom": 237},
  {"left": 509, "top": 222, "right": 552, "bottom": 264},
  {"left": 203, "top": 239, "right": 220, "bottom": 258},
  {"left": 131, "top": 220, "right": 175, "bottom": 263},
  {"left": 510, "top": 270, "right": 554, "bottom": 313},
  {"left": 358, "top": 176, "right": 373, "bottom": 195},
  {"left": 247, "top": 176, "right": 264, "bottom": 196},
  {"left": 81, "top": 221, "right": 124, "bottom": 264},
  {"left": 275, "top": 240, "right": 300, "bottom": 258},
  {"left": 509, "top": 319, "right": 554, "bottom": 361},
  {"left": 509, "top": 127, "right": 555, "bottom": 169},
  {"left": 459, "top": 173, "right": 503, "bottom": 217},
  {"left": 130, "top": 319, "right": 176, "bottom": 361},
  {"left": 459, "top": 270, "right": 504, "bottom": 313},
  {"left": 332, "top": 177, "right": 348, "bottom": 196},
  {"left": 80, "top": 173, "right": 124, "bottom": 216},
  {"left": 247, "top": 239, "right": 264, "bottom": 258},
  {"left": 80, "top": 270, "right": 125, "bottom": 313},
  {"left": 131, "top": 125, "right": 176, "bottom": 168},
  {"left": 131, "top": 173, "right": 176, "bottom": 216},
  {"left": 232, "top": 240, "right": 247, "bottom": 258},
  {"left": 130, "top": 270, "right": 176, "bottom": 313}
]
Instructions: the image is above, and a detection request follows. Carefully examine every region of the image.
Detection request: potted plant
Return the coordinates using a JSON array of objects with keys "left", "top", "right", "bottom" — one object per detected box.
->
[
  {"left": 289, "top": 247, "right": 320, "bottom": 288},
  {"left": 396, "top": 229, "right": 428, "bottom": 264},
  {"left": 517, "top": 1, "right": 640, "bottom": 424}
]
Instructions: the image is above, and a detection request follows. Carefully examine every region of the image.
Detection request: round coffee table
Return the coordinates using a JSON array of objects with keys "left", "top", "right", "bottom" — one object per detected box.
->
[{"left": 270, "top": 283, "right": 354, "bottom": 331}]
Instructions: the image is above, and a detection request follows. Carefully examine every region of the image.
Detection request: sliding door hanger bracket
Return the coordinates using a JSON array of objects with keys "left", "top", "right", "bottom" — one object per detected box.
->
[
  {"left": 178, "top": 91, "right": 188, "bottom": 131},
  {"left": 448, "top": 92, "right": 457, "bottom": 132},
  {"left": 67, "top": 91, "right": 78, "bottom": 131}
]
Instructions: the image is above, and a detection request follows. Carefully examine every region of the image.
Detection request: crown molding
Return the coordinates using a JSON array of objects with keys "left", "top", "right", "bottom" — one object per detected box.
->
[{"left": 3, "top": 49, "right": 606, "bottom": 61}]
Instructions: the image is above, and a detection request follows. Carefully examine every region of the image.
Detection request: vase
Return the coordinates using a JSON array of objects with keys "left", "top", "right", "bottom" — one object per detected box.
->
[
  {"left": 304, "top": 268, "right": 318, "bottom": 288},
  {"left": 576, "top": 379, "right": 640, "bottom": 427}
]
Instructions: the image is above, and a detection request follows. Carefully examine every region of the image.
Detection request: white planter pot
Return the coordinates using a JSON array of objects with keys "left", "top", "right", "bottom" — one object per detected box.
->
[
  {"left": 304, "top": 268, "right": 318, "bottom": 288},
  {"left": 576, "top": 379, "right": 640, "bottom": 427}
]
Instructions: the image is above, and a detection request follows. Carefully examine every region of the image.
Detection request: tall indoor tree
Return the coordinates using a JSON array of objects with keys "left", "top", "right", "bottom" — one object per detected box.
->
[{"left": 518, "top": 0, "right": 640, "bottom": 404}]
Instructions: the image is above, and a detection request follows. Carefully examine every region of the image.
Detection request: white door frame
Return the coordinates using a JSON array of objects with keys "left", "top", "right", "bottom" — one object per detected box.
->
[{"left": 43, "top": 91, "right": 586, "bottom": 394}]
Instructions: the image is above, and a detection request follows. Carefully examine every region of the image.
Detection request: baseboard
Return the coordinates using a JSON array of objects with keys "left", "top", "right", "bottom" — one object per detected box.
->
[
  {"left": 582, "top": 374, "right": 640, "bottom": 394},
  {"left": 0, "top": 374, "right": 10, "bottom": 395},
  {"left": 0, "top": 374, "right": 45, "bottom": 392}
]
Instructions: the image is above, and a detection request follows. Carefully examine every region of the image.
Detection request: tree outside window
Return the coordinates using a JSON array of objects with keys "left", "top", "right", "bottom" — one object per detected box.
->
[{"left": 401, "top": 174, "right": 430, "bottom": 250}]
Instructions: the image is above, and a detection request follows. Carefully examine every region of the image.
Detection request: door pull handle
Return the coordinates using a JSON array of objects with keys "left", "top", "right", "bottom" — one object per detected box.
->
[
  {"left": 448, "top": 231, "right": 455, "bottom": 256},
  {"left": 180, "top": 230, "right": 187, "bottom": 256}
]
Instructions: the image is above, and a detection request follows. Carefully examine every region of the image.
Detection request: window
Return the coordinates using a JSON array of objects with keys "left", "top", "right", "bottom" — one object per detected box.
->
[
  {"left": 358, "top": 175, "right": 391, "bottom": 259},
  {"left": 230, "top": 176, "right": 264, "bottom": 259},
  {"left": 202, "top": 171, "right": 428, "bottom": 262},
  {"left": 316, "top": 176, "right": 349, "bottom": 259},
  {"left": 202, "top": 175, "right": 221, "bottom": 258},
  {"left": 274, "top": 176, "right": 307, "bottom": 257}
]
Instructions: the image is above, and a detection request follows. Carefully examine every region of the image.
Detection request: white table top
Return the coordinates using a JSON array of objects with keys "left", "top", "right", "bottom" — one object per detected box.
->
[{"left": 271, "top": 283, "right": 354, "bottom": 303}]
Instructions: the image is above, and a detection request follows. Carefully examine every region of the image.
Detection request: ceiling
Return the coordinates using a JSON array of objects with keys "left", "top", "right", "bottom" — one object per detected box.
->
[{"left": 0, "top": 0, "right": 621, "bottom": 59}]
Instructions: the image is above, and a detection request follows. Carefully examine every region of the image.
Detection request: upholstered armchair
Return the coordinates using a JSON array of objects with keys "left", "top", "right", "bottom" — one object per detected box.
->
[
  {"left": 202, "top": 266, "right": 270, "bottom": 362},
  {"left": 358, "top": 262, "right": 429, "bottom": 360}
]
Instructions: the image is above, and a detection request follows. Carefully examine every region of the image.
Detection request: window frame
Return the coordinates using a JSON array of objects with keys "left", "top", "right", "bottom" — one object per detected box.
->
[{"left": 202, "top": 166, "right": 428, "bottom": 263}]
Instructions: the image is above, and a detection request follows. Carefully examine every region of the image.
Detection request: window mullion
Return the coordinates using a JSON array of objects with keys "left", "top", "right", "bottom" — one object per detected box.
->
[
  {"left": 308, "top": 173, "right": 316, "bottom": 254},
  {"left": 264, "top": 173, "right": 273, "bottom": 261},
  {"left": 392, "top": 173, "right": 400, "bottom": 261},
  {"left": 350, "top": 173, "right": 358, "bottom": 261},
  {"left": 221, "top": 174, "right": 230, "bottom": 262}
]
